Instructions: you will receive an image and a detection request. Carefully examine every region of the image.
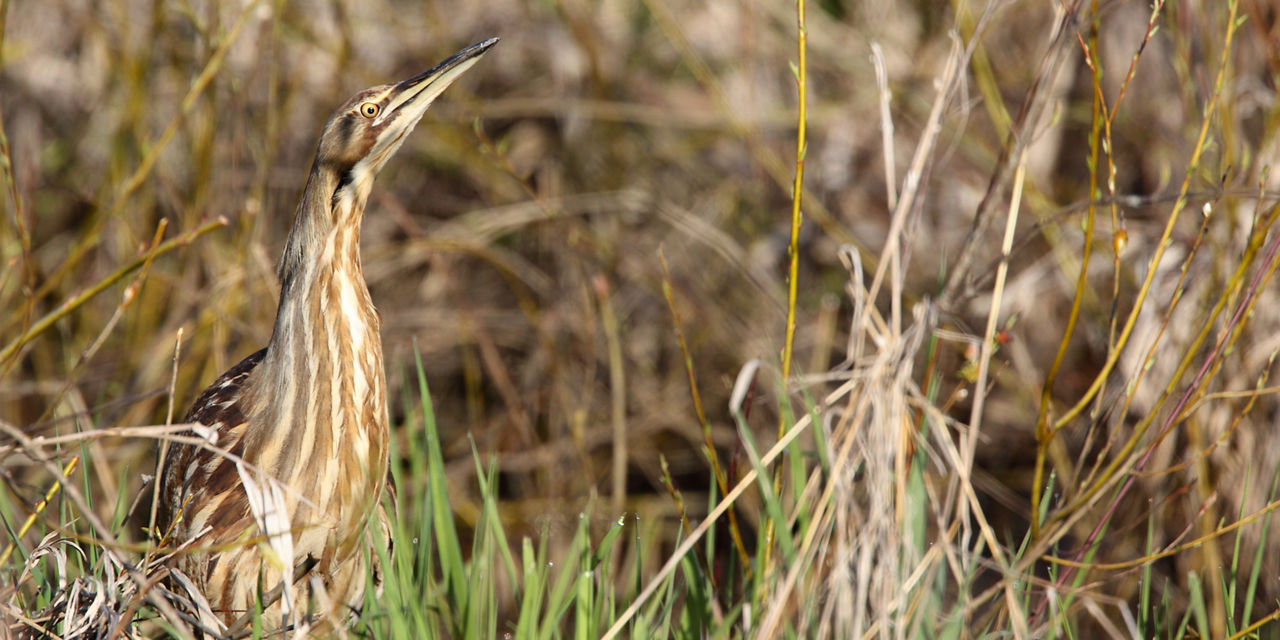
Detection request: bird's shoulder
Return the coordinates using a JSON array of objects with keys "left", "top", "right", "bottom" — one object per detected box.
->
[
  {"left": 184, "top": 348, "right": 267, "bottom": 429},
  {"left": 158, "top": 348, "right": 267, "bottom": 531}
]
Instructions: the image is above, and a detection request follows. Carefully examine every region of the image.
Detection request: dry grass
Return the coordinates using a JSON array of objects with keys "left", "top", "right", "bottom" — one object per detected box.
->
[{"left": 3, "top": 0, "right": 1280, "bottom": 637}]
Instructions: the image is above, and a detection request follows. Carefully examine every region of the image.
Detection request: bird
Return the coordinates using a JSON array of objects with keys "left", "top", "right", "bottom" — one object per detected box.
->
[{"left": 156, "top": 38, "right": 497, "bottom": 632}]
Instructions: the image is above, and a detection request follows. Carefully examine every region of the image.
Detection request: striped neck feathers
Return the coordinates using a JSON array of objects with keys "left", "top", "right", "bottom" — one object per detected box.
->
[{"left": 242, "top": 164, "right": 389, "bottom": 496}]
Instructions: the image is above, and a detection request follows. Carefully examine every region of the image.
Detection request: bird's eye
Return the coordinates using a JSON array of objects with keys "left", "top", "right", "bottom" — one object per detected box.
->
[{"left": 360, "top": 102, "right": 380, "bottom": 118}]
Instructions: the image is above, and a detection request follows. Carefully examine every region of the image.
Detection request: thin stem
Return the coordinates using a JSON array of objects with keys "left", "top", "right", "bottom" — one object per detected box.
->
[{"left": 0, "top": 217, "right": 228, "bottom": 371}]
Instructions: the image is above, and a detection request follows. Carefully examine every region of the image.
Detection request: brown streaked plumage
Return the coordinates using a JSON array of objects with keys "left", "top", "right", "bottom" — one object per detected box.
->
[{"left": 157, "top": 38, "right": 497, "bottom": 631}]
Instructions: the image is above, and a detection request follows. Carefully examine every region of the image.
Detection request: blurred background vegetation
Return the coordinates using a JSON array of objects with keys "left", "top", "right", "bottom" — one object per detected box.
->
[{"left": 3, "top": 0, "right": 1280, "bottom": 636}]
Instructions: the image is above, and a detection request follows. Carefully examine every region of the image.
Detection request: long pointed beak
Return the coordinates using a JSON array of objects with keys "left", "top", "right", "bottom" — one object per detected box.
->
[{"left": 383, "top": 38, "right": 499, "bottom": 123}]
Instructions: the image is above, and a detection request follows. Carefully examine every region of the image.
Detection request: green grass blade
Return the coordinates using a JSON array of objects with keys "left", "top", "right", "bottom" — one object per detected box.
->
[
  {"left": 734, "top": 411, "right": 795, "bottom": 563},
  {"left": 469, "top": 437, "right": 519, "bottom": 602},
  {"left": 515, "top": 536, "right": 544, "bottom": 640},
  {"left": 413, "top": 346, "right": 468, "bottom": 633}
]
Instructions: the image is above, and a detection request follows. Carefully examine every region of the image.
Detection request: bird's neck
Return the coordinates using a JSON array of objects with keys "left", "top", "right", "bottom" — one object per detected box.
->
[{"left": 244, "top": 166, "right": 389, "bottom": 526}]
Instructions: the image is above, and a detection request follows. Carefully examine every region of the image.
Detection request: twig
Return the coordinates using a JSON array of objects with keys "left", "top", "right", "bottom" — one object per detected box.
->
[
  {"left": 938, "top": 1, "right": 1084, "bottom": 310},
  {"left": 148, "top": 328, "right": 185, "bottom": 567},
  {"left": 764, "top": 0, "right": 809, "bottom": 594},
  {"left": 0, "top": 421, "right": 193, "bottom": 636},
  {"left": 0, "top": 218, "right": 228, "bottom": 370},
  {"left": 30, "top": 0, "right": 263, "bottom": 303}
]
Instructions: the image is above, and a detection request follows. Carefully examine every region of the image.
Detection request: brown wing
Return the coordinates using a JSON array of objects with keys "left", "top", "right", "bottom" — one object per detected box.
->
[{"left": 156, "top": 348, "right": 266, "bottom": 537}]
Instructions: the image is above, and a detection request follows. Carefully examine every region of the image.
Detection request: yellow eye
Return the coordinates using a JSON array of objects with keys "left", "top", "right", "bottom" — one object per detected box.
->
[{"left": 360, "top": 102, "right": 380, "bottom": 118}]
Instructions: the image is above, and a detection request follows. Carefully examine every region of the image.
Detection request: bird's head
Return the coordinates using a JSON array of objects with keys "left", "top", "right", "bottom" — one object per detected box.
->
[{"left": 314, "top": 37, "right": 498, "bottom": 210}]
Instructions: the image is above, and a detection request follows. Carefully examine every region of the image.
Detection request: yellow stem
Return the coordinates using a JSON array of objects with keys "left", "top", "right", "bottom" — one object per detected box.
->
[{"left": 0, "top": 456, "right": 80, "bottom": 566}]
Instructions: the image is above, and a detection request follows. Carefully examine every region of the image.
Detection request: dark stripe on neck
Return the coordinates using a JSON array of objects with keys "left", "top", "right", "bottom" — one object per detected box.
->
[{"left": 335, "top": 169, "right": 354, "bottom": 196}]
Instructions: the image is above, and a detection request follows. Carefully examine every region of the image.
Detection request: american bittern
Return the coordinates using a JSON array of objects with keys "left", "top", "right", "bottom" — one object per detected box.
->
[{"left": 157, "top": 38, "right": 497, "bottom": 629}]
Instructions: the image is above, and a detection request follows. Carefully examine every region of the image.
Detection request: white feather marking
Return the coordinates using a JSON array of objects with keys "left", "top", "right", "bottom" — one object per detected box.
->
[
  {"left": 236, "top": 462, "right": 296, "bottom": 624},
  {"left": 336, "top": 276, "right": 369, "bottom": 406}
]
